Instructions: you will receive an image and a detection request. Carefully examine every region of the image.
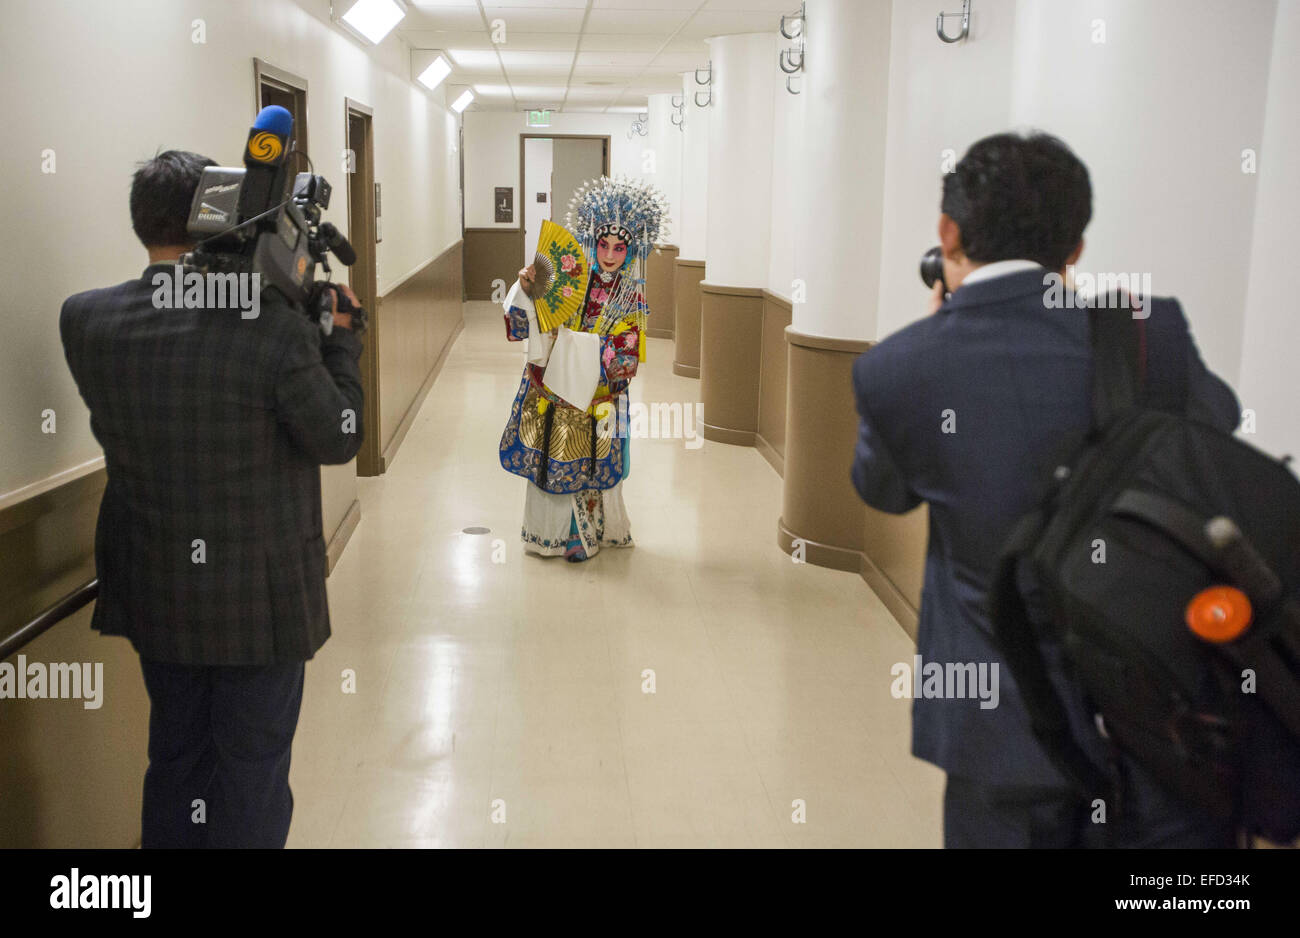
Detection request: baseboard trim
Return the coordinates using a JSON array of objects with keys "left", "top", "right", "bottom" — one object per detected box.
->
[
  {"left": 672, "top": 362, "right": 700, "bottom": 378},
  {"left": 776, "top": 518, "right": 863, "bottom": 573},
  {"left": 382, "top": 319, "right": 464, "bottom": 471},
  {"left": 646, "top": 327, "right": 674, "bottom": 340},
  {"left": 859, "top": 549, "right": 919, "bottom": 640},
  {"left": 703, "top": 423, "right": 756, "bottom": 446},
  {"left": 754, "top": 432, "right": 784, "bottom": 477},
  {"left": 326, "top": 498, "right": 361, "bottom": 575}
]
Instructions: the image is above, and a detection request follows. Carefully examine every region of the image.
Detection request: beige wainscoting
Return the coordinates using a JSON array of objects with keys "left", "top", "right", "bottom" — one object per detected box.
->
[
  {"left": 776, "top": 326, "right": 926, "bottom": 638},
  {"left": 377, "top": 240, "right": 465, "bottom": 471},
  {"left": 646, "top": 243, "right": 679, "bottom": 339},
  {"left": 463, "top": 227, "right": 522, "bottom": 300},
  {"left": 692, "top": 295, "right": 928, "bottom": 639},
  {"left": 699, "top": 282, "right": 765, "bottom": 445},
  {"left": 672, "top": 258, "right": 705, "bottom": 378},
  {"left": 777, "top": 329, "right": 872, "bottom": 573},
  {"left": 755, "top": 291, "right": 792, "bottom": 475},
  {"left": 860, "top": 504, "right": 927, "bottom": 640},
  {"left": 0, "top": 466, "right": 150, "bottom": 848},
  {"left": 776, "top": 326, "right": 927, "bottom": 638}
]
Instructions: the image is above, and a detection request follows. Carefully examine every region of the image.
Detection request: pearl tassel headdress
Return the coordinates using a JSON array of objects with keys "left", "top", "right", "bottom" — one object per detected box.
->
[{"left": 565, "top": 175, "right": 671, "bottom": 344}]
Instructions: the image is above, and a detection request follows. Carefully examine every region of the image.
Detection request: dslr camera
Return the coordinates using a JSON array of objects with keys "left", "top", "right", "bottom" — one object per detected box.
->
[
  {"left": 181, "top": 105, "right": 365, "bottom": 335},
  {"left": 919, "top": 245, "right": 948, "bottom": 296}
]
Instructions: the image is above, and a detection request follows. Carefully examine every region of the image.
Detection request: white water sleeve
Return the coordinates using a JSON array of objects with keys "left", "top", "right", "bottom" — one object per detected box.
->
[{"left": 504, "top": 280, "right": 554, "bottom": 366}]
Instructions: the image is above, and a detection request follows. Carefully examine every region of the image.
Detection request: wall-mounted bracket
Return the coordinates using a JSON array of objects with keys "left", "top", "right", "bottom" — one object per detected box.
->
[{"left": 937, "top": 0, "right": 971, "bottom": 43}]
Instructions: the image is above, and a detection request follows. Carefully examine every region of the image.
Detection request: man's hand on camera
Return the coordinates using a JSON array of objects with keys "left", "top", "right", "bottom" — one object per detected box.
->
[
  {"left": 927, "top": 279, "right": 946, "bottom": 316},
  {"left": 330, "top": 284, "right": 362, "bottom": 332}
]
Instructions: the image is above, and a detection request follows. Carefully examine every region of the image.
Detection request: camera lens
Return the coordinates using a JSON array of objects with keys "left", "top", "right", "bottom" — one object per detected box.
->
[{"left": 919, "top": 246, "right": 946, "bottom": 291}]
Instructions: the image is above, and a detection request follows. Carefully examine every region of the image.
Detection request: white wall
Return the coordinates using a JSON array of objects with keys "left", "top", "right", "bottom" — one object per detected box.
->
[
  {"left": 1005, "top": 0, "right": 1275, "bottom": 387},
  {"left": 678, "top": 70, "right": 711, "bottom": 260},
  {"left": 793, "top": 0, "right": 891, "bottom": 334},
  {"left": 0, "top": 0, "right": 462, "bottom": 502},
  {"left": 461, "top": 111, "right": 650, "bottom": 229},
  {"left": 874, "top": 0, "right": 1018, "bottom": 340},
  {"left": 766, "top": 54, "right": 804, "bottom": 300},
  {"left": 1238, "top": 0, "right": 1300, "bottom": 468},
  {"left": 646, "top": 93, "right": 684, "bottom": 245},
  {"left": 704, "top": 32, "right": 778, "bottom": 288},
  {"left": 873, "top": 0, "right": 1277, "bottom": 389}
]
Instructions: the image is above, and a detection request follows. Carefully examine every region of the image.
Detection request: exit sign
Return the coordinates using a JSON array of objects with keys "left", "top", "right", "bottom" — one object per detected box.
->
[{"left": 526, "top": 109, "right": 552, "bottom": 127}]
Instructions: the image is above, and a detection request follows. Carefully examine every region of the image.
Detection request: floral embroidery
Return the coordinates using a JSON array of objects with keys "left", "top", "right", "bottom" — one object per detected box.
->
[
  {"left": 504, "top": 305, "right": 529, "bottom": 341},
  {"left": 600, "top": 326, "right": 640, "bottom": 383}
]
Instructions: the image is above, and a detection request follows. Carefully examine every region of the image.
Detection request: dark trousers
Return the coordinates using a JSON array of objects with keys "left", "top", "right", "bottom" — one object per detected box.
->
[
  {"left": 138, "top": 657, "right": 305, "bottom": 848},
  {"left": 943, "top": 756, "right": 1237, "bottom": 848}
]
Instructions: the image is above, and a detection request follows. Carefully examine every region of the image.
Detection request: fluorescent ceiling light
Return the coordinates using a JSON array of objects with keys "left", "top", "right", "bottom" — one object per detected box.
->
[
  {"left": 507, "top": 86, "right": 568, "bottom": 98},
  {"left": 448, "top": 49, "right": 498, "bottom": 69},
  {"left": 338, "top": 0, "right": 406, "bottom": 45},
  {"left": 498, "top": 51, "right": 574, "bottom": 67},
  {"left": 451, "top": 90, "right": 474, "bottom": 113},
  {"left": 417, "top": 55, "right": 452, "bottom": 90}
]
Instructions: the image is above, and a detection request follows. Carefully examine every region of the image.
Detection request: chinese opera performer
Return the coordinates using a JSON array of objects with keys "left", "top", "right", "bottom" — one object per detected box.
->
[{"left": 497, "top": 175, "right": 670, "bottom": 562}]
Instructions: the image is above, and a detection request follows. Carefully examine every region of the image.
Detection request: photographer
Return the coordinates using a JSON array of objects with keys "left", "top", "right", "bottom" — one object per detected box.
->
[
  {"left": 850, "top": 132, "right": 1239, "bottom": 847},
  {"left": 59, "top": 149, "right": 364, "bottom": 848}
]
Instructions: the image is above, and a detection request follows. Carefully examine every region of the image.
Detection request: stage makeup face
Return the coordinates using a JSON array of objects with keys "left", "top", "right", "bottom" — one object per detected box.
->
[{"left": 596, "top": 234, "right": 628, "bottom": 273}]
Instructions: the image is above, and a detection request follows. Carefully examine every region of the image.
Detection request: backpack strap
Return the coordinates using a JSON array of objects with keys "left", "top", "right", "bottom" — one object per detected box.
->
[
  {"left": 1143, "top": 310, "right": 1191, "bottom": 416},
  {"left": 1090, "top": 299, "right": 1192, "bottom": 424},
  {"left": 988, "top": 510, "right": 1114, "bottom": 802},
  {"left": 1088, "top": 305, "right": 1142, "bottom": 433}
]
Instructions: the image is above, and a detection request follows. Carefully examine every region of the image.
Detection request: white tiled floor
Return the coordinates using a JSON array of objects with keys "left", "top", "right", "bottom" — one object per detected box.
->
[{"left": 286, "top": 301, "right": 944, "bottom": 848}]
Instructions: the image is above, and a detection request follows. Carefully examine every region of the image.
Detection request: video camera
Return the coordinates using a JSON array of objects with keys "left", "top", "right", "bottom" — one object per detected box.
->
[{"left": 180, "top": 105, "right": 364, "bottom": 335}]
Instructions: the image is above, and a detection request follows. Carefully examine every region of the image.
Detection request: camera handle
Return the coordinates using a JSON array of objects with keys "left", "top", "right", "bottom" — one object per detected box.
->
[
  {"left": 310, "top": 281, "right": 368, "bottom": 338},
  {"left": 311, "top": 283, "right": 334, "bottom": 337}
]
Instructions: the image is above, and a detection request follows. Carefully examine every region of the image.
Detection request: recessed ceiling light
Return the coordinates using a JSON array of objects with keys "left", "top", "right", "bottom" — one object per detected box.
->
[
  {"left": 417, "top": 55, "right": 452, "bottom": 90},
  {"left": 451, "top": 89, "right": 474, "bottom": 113},
  {"left": 338, "top": 0, "right": 407, "bottom": 45}
]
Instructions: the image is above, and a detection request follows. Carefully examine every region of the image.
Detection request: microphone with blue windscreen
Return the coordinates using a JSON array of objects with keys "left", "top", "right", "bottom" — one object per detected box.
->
[
  {"left": 182, "top": 103, "right": 361, "bottom": 331},
  {"left": 237, "top": 105, "right": 295, "bottom": 225}
]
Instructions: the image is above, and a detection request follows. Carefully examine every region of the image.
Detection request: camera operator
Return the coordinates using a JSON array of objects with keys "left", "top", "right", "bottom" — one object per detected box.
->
[
  {"left": 850, "top": 132, "right": 1239, "bottom": 847},
  {"left": 59, "top": 149, "right": 364, "bottom": 848}
]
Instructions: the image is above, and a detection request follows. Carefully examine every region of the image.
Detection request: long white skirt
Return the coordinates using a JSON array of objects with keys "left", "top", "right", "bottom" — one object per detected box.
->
[{"left": 520, "top": 481, "right": 634, "bottom": 557}]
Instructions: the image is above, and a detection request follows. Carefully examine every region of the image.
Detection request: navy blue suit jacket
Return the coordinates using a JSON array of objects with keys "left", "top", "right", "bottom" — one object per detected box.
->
[{"left": 851, "top": 267, "right": 1240, "bottom": 787}]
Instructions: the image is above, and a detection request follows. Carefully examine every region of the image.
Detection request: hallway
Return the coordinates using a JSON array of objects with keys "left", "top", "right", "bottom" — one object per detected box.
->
[{"left": 286, "top": 301, "right": 943, "bottom": 848}]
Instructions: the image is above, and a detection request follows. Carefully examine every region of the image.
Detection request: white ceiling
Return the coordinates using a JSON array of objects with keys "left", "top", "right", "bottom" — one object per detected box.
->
[{"left": 400, "top": 0, "right": 798, "bottom": 113}]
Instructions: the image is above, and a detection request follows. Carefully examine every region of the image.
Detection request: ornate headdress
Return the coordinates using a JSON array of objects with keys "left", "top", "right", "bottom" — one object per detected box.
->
[{"left": 565, "top": 176, "right": 670, "bottom": 346}]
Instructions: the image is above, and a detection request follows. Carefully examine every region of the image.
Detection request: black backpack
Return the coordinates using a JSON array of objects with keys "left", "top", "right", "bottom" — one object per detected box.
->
[{"left": 988, "top": 302, "right": 1300, "bottom": 845}]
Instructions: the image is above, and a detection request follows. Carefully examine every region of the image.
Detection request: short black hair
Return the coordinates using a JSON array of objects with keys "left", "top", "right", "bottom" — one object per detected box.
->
[
  {"left": 129, "top": 149, "right": 215, "bottom": 248},
  {"left": 941, "top": 132, "right": 1092, "bottom": 270}
]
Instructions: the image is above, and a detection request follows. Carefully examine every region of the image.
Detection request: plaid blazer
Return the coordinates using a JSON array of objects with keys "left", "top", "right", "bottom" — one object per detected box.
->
[{"left": 60, "top": 264, "right": 364, "bottom": 665}]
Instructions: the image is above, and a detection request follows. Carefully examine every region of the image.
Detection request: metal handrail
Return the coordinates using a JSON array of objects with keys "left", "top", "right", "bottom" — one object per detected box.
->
[{"left": 0, "top": 578, "right": 99, "bottom": 661}]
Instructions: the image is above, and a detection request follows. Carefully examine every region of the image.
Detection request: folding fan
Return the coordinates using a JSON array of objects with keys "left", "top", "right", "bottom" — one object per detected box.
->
[{"left": 532, "top": 218, "right": 590, "bottom": 332}]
